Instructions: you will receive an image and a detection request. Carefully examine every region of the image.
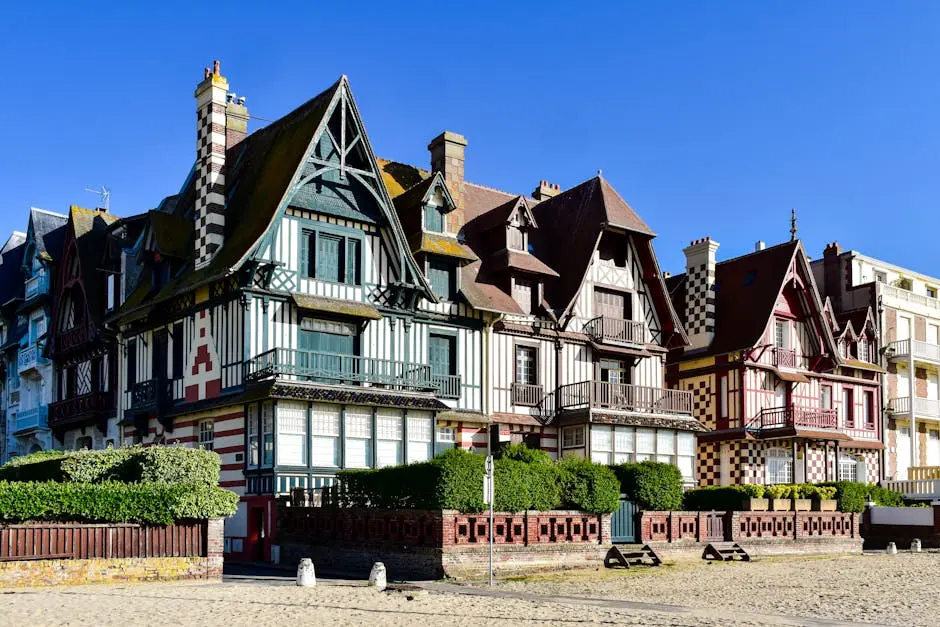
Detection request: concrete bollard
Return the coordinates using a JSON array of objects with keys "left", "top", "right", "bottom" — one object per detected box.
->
[
  {"left": 886, "top": 542, "right": 898, "bottom": 555},
  {"left": 297, "top": 558, "right": 316, "bottom": 587},
  {"left": 911, "top": 539, "right": 922, "bottom": 553},
  {"left": 369, "top": 562, "right": 387, "bottom": 591}
]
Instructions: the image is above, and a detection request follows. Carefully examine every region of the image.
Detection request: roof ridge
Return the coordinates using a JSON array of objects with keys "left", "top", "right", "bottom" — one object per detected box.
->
[
  {"left": 465, "top": 180, "right": 533, "bottom": 201},
  {"left": 30, "top": 207, "right": 67, "bottom": 219},
  {"left": 715, "top": 240, "right": 797, "bottom": 267}
]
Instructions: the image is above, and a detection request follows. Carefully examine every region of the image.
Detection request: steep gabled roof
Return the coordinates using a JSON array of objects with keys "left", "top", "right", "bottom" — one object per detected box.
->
[
  {"left": 27, "top": 207, "right": 68, "bottom": 262},
  {"left": 68, "top": 205, "right": 120, "bottom": 321}
]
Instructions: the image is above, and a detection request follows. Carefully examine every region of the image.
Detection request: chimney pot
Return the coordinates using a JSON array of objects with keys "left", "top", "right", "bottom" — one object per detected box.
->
[
  {"left": 533, "top": 180, "right": 562, "bottom": 201},
  {"left": 755, "top": 240, "right": 766, "bottom": 251},
  {"left": 213, "top": 60, "right": 221, "bottom": 75},
  {"left": 428, "top": 131, "right": 468, "bottom": 233}
]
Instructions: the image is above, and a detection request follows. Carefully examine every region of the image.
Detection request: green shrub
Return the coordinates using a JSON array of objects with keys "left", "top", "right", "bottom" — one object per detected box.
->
[
  {"left": 764, "top": 484, "right": 791, "bottom": 499},
  {"left": 683, "top": 485, "right": 766, "bottom": 511},
  {"left": 0, "top": 446, "right": 222, "bottom": 486},
  {"left": 495, "top": 443, "right": 554, "bottom": 466},
  {"left": 493, "top": 459, "right": 533, "bottom": 512},
  {"left": 433, "top": 448, "right": 486, "bottom": 512},
  {"left": 558, "top": 456, "right": 620, "bottom": 514},
  {"left": 0, "top": 481, "right": 238, "bottom": 525},
  {"left": 812, "top": 482, "right": 903, "bottom": 512},
  {"left": 611, "top": 461, "right": 683, "bottom": 511}
]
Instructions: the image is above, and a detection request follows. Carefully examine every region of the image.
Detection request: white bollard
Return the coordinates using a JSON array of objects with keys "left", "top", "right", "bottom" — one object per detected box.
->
[
  {"left": 886, "top": 542, "right": 898, "bottom": 555},
  {"left": 911, "top": 538, "right": 922, "bottom": 553},
  {"left": 296, "top": 558, "right": 316, "bottom": 587},
  {"left": 369, "top": 562, "right": 388, "bottom": 591}
]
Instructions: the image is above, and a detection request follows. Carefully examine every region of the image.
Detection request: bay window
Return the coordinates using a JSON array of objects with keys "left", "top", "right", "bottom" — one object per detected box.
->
[
  {"left": 310, "top": 403, "right": 340, "bottom": 467},
  {"left": 261, "top": 402, "right": 274, "bottom": 467},
  {"left": 276, "top": 401, "right": 307, "bottom": 466}
]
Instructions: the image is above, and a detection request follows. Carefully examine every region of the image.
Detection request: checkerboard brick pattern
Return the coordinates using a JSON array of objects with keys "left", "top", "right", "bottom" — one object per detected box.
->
[{"left": 194, "top": 63, "right": 229, "bottom": 270}]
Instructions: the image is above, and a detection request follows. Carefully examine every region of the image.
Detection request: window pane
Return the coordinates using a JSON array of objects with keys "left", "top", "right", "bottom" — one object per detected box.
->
[
  {"left": 591, "top": 451, "right": 611, "bottom": 465},
  {"left": 316, "top": 234, "right": 341, "bottom": 282},
  {"left": 636, "top": 429, "right": 655, "bottom": 454},
  {"left": 515, "top": 346, "right": 537, "bottom": 384},
  {"left": 677, "top": 432, "right": 695, "bottom": 456},
  {"left": 512, "top": 278, "right": 533, "bottom": 314},
  {"left": 613, "top": 452, "right": 632, "bottom": 464},
  {"left": 677, "top": 455, "right": 694, "bottom": 481},
  {"left": 310, "top": 403, "right": 339, "bottom": 467},
  {"left": 591, "top": 426, "right": 612, "bottom": 452},
  {"left": 377, "top": 409, "right": 403, "bottom": 468},
  {"left": 344, "top": 406, "right": 372, "bottom": 469},
  {"left": 614, "top": 427, "right": 635, "bottom": 454},
  {"left": 657, "top": 430, "right": 676, "bottom": 454}
]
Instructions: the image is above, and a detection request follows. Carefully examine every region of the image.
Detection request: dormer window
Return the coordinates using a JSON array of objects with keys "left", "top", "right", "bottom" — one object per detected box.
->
[
  {"left": 858, "top": 339, "right": 869, "bottom": 362},
  {"left": 508, "top": 224, "right": 526, "bottom": 251},
  {"left": 424, "top": 204, "right": 445, "bottom": 233}
]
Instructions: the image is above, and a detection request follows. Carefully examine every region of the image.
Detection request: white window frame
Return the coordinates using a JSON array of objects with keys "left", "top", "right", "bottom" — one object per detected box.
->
[
  {"left": 344, "top": 407, "right": 373, "bottom": 469},
  {"left": 561, "top": 425, "right": 585, "bottom": 449},
  {"left": 765, "top": 448, "right": 793, "bottom": 484},
  {"left": 774, "top": 319, "right": 789, "bottom": 349},
  {"left": 199, "top": 419, "right": 215, "bottom": 451}
]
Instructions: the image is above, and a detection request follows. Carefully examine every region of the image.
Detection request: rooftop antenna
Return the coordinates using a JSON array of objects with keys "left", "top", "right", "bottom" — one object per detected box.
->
[
  {"left": 789, "top": 208, "right": 797, "bottom": 241},
  {"left": 84, "top": 185, "right": 110, "bottom": 211}
]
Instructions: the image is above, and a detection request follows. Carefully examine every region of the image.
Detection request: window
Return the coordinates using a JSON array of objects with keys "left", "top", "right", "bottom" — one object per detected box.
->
[
  {"left": 126, "top": 339, "right": 137, "bottom": 390},
  {"left": 428, "top": 260, "right": 455, "bottom": 300},
  {"left": 106, "top": 274, "right": 116, "bottom": 311},
  {"left": 512, "top": 277, "right": 535, "bottom": 314},
  {"left": 677, "top": 432, "right": 695, "bottom": 481},
  {"left": 75, "top": 435, "right": 92, "bottom": 450},
  {"left": 858, "top": 340, "right": 869, "bottom": 363},
  {"left": 344, "top": 406, "right": 372, "bottom": 469},
  {"left": 843, "top": 388, "right": 855, "bottom": 428},
  {"left": 435, "top": 426, "right": 456, "bottom": 455},
  {"left": 863, "top": 391, "right": 875, "bottom": 428},
  {"left": 656, "top": 430, "right": 676, "bottom": 465},
  {"left": 514, "top": 346, "right": 537, "bottom": 385},
  {"left": 774, "top": 320, "right": 789, "bottom": 349},
  {"left": 424, "top": 205, "right": 445, "bottom": 233},
  {"left": 874, "top": 271, "right": 887, "bottom": 284},
  {"left": 839, "top": 454, "right": 865, "bottom": 482},
  {"left": 262, "top": 402, "right": 275, "bottom": 466},
  {"left": 172, "top": 322, "right": 184, "bottom": 379},
  {"left": 310, "top": 403, "right": 340, "bottom": 467},
  {"left": 765, "top": 448, "right": 793, "bottom": 484},
  {"left": 635, "top": 428, "right": 655, "bottom": 461},
  {"left": 276, "top": 402, "right": 306, "bottom": 466},
  {"left": 820, "top": 385, "right": 833, "bottom": 410},
  {"left": 407, "top": 412, "right": 433, "bottom": 463},
  {"left": 561, "top": 426, "right": 585, "bottom": 449},
  {"left": 199, "top": 419, "right": 215, "bottom": 451},
  {"left": 507, "top": 224, "right": 526, "bottom": 251},
  {"left": 301, "top": 230, "right": 361, "bottom": 285},
  {"left": 376, "top": 409, "right": 403, "bottom": 467},
  {"left": 429, "top": 334, "right": 456, "bottom": 377},
  {"left": 247, "top": 404, "right": 259, "bottom": 466},
  {"left": 718, "top": 375, "right": 729, "bottom": 420},
  {"left": 928, "top": 287, "right": 937, "bottom": 299}
]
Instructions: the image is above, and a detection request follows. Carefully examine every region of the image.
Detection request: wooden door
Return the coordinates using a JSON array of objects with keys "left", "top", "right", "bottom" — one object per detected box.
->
[{"left": 594, "top": 288, "right": 630, "bottom": 320}]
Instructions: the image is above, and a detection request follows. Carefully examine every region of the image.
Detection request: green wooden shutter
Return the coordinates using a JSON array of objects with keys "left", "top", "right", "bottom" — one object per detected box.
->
[
  {"left": 346, "top": 239, "right": 360, "bottom": 285},
  {"left": 317, "top": 235, "right": 341, "bottom": 282},
  {"left": 300, "top": 230, "right": 310, "bottom": 278},
  {"left": 429, "top": 334, "right": 454, "bottom": 376}
]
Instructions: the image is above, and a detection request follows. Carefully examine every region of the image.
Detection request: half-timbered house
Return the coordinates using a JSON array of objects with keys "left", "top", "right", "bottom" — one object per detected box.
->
[
  {"left": 666, "top": 238, "right": 884, "bottom": 486},
  {"left": 48, "top": 206, "right": 120, "bottom": 449},
  {"left": 3, "top": 209, "right": 67, "bottom": 458},
  {"left": 383, "top": 141, "right": 705, "bottom": 485},
  {"left": 0, "top": 231, "right": 27, "bottom": 462},
  {"left": 108, "top": 63, "right": 483, "bottom": 562}
]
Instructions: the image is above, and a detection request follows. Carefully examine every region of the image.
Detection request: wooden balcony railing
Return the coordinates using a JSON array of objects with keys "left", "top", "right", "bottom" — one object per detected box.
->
[
  {"left": 244, "top": 348, "right": 442, "bottom": 394},
  {"left": 57, "top": 324, "right": 96, "bottom": 354},
  {"left": 49, "top": 390, "right": 116, "bottom": 427},
  {"left": 748, "top": 405, "right": 838, "bottom": 431},
  {"left": 511, "top": 382, "right": 544, "bottom": 407},
  {"left": 583, "top": 317, "right": 646, "bottom": 346},
  {"left": 555, "top": 380, "right": 693, "bottom": 416},
  {"left": 774, "top": 347, "right": 798, "bottom": 369}
]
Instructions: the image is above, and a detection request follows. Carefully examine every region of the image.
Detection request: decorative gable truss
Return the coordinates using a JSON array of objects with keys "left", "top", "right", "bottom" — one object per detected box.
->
[{"left": 249, "top": 77, "right": 435, "bottom": 312}]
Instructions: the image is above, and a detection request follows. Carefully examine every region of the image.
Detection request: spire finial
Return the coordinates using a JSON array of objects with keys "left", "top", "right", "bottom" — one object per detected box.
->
[{"left": 790, "top": 208, "right": 798, "bottom": 241}]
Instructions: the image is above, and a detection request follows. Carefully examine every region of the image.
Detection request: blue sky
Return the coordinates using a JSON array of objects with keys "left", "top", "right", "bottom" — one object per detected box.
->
[{"left": 1, "top": 2, "right": 938, "bottom": 274}]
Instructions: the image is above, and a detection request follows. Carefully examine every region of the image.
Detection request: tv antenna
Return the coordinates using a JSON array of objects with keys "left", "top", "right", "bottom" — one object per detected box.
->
[{"left": 84, "top": 185, "right": 111, "bottom": 211}]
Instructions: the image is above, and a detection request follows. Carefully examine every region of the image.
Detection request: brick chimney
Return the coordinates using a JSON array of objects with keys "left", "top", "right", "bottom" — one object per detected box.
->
[
  {"left": 224, "top": 93, "right": 249, "bottom": 151},
  {"left": 194, "top": 60, "right": 229, "bottom": 270},
  {"left": 532, "top": 180, "right": 561, "bottom": 201},
  {"left": 822, "top": 241, "right": 844, "bottom": 310},
  {"left": 429, "top": 131, "right": 467, "bottom": 233},
  {"left": 683, "top": 237, "right": 720, "bottom": 350}
]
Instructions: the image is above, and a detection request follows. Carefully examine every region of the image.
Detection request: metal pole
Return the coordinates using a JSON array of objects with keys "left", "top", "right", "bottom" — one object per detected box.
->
[{"left": 486, "top": 454, "right": 494, "bottom": 587}]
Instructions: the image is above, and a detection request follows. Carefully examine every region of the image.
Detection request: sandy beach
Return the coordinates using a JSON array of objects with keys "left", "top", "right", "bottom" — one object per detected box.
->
[{"left": 0, "top": 553, "right": 934, "bottom": 626}]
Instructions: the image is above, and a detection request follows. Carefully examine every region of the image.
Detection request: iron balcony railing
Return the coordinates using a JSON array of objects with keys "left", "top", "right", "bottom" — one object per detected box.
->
[
  {"left": 127, "top": 379, "right": 172, "bottom": 412},
  {"left": 890, "top": 396, "right": 940, "bottom": 419},
  {"left": 554, "top": 380, "right": 693, "bottom": 416},
  {"left": 747, "top": 405, "right": 838, "bottom": 431},
  {"left": 244, "top": 348, "right": 444, "bottom": 394},
  {"left": 17, "top": 345, "right": 39, "bottom": 374},
  {"left": 49, "top": 390, "right": 116, "bottom": 428},
  {"left": 583, "top": 317, "right": 646, "bottom": 346},
  {"left": 15, "top": 406, "right": 48, "bottom": 432},
  {"left": 511, "top": 382, "right": 544, "bottom": 407},
  {"left": 887, "top": 339, "right": 940, "bottom": 364}
]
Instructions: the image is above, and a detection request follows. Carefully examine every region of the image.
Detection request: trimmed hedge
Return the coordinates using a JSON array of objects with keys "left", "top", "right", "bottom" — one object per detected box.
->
[
  {"left": 816, "top": 481, "right": 904, "bottom": 512},
  {"left": 0, "top": 481, "right": 239, "bottom": 525},
  {"left": 611, "top": 461, "right": 683, "bottom": 511},
  {"left": 683, "top": 485, "right": 766, "bottom": 511},
  {"left": 682, "top": 482, "right": 903, "bottom": 512},
  {"left": 335, "top": 447, "right": 617, "bottom": 514},
  {"left": 0, "top": 446, "right": 221, "bottom": 486}
]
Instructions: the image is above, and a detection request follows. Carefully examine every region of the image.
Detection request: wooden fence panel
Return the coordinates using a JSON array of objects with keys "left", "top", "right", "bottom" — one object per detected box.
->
[{"left": 0, "top": 523, "right": 207, "bottom": 561}]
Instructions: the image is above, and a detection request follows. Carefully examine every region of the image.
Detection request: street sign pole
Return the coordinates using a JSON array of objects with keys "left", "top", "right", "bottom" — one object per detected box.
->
[{"left": 484, "top": 454, "right": 494, "bottom": 586}]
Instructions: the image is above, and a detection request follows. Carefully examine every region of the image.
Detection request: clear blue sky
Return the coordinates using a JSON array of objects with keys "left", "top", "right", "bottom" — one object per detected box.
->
[{"left": 1, "top": 1, "right": 938, "bottom": 275}]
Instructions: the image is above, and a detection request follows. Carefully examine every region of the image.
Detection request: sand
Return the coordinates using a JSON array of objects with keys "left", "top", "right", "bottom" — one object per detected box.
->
[{"left": 0, "top": 552, "right": 935, "bottom": 626}]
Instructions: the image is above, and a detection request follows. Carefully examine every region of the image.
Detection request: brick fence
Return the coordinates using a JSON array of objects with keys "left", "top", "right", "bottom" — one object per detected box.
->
[
  {"left": 638, "top": 510, "right": 862, "bottom": 558},
  {"left": 0, "top": 519, "right": 224, "bottom": 587},
  {"left": 861, "top": 503, "right": 940, "bottom": 549},
  {"left": 277, "top": 506, "right": 610, "bottom": 579}
]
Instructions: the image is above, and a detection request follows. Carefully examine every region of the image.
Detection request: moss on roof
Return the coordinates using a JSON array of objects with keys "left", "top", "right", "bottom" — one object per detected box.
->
[
  {"left": 291, "top": 293, "right": 382, "bottom": 320},
  {"left": 412, "top": 233, "right": 478, "bottom": 263}
]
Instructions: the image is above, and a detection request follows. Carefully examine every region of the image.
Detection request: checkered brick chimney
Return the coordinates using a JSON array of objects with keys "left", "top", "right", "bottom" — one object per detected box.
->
[
  {"left": 683, "top": 237, "right": 720, "bottom": 350},
  {"left": 194, "top": 60, "right": 229, "bottom": 270},
  {"left": 429, "top": 131, "right": 467, "bottom": 234}
]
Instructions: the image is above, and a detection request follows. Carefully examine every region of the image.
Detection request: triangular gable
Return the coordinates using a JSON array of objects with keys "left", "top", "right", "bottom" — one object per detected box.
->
[{"left": 245, "top": 76, "right": 434, "bottom": 302}]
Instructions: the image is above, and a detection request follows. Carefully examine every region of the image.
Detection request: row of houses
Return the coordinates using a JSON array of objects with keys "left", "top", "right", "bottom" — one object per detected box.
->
[{"left": 1, "top": 62, "right": 936, "bottom": 561}]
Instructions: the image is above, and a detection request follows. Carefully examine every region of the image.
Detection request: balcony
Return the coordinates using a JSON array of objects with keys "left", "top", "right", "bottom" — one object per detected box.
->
[
  {"left": 747, "top": 405, "right": 838, "bottom": 432},
  {"left": 555, "top": 380, "right": 693, "bottom": 416},
  {"left": 14, "top": 406, "right": 48, "bottom": 433},
  {"left": 887, "top": 339, "right": 940, "bottom": 364},
  {"left": 23, "top": 273, "right": 49, "bottom": 301},
  {"left": 49, "top": 391, "right": 116, "bottom": 428},
  {"left": 773, "top": 347, "right": 799, "bottom": 369},
  {"left": 245, "top": 348, "right": 440, "bottom": 394},
  {"left": 511, "top": 382, "right": 544, "bottom": 407},
  {"left": 128, "top": 379, "right": 172, "bottom": 412},
  {"left": 878, "top": 283, "right": 940, "bottom": 313},
  {"left": 583, "top": 317, "right": 646, "bottom": 347},
  {"left": 881, "top": 478, "right": 940, "bottom": 501},
  {"left": 889, "top": 396, "right": 940, "bottom": 419},
  {"left": 58, "top": 324, "right": 96, "bottom": 354},
  {"left": 17, "top": 345, "right": 39, "bottom": 374}
]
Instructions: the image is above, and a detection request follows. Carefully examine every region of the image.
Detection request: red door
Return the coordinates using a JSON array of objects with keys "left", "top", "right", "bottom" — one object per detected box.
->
[{"left": 246, "top": 507, "right": 265, "bottom": 562}]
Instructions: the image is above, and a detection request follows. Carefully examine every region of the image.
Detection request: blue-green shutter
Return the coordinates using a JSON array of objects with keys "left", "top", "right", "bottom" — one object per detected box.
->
[
  {"left": 317, "top": 235, "right": 341, "bottom": 282},
  {"left": 300, "top": 230, "right": 312, "bottom": 278},
  {"left": 428, "top": 260, "right": 453, "bottom": 300},
  {"left": 428, "top": 334, "right": 454, "bottom": 376},
  {"left": 424, "top": 206, "right": 444, "bottom": 233},
  {"left": 345, "top": 239, "right": 360, "bottom": 285}
]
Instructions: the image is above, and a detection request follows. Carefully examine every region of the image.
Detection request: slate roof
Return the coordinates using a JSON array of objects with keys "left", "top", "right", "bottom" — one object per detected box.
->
[
  {"left": 0, "top": 235, "right": 26, "bottom": 309},
  {"left": 69, "top": 206, "right": 120, "bottom": 320},
  {"left": 29, "top": 208, "right": 68, "bottom": 262}
]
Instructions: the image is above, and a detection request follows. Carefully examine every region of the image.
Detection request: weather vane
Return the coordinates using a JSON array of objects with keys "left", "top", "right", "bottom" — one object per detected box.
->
[{"left": 790, "top": 208, "right": 797, "bottom": 241}]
